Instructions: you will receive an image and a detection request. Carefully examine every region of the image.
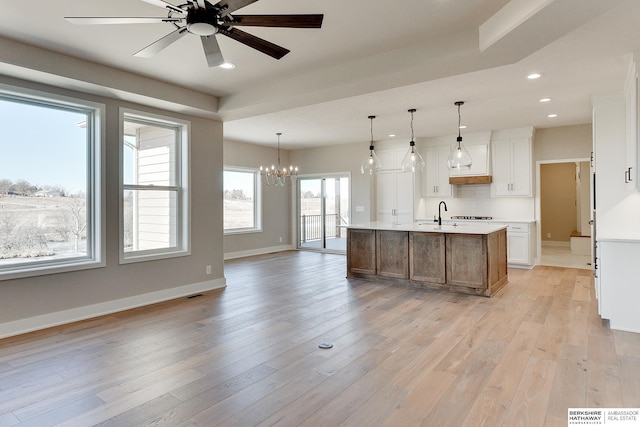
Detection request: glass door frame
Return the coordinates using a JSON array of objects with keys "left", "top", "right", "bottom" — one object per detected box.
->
[{"left": 296, "top": 172, "right": 351, "bottom": 254}]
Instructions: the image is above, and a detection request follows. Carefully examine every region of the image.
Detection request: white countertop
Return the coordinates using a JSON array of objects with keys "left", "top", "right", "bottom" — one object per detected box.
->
[
  {"left": 347, "top": 222, "right": 507, "bottom": 235},
  {"left": 415, "top": 218, "right": 535, "bottom": 225}
]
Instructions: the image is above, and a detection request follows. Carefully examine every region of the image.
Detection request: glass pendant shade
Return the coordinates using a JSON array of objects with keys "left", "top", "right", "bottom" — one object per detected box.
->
[
  {"left": 447, "top": 101, "right": 472, "bottom": 170},
  {"left": 447, "top": 138, "right": 473, "bottom": 170},
  {"left": 361, "top": 147, "right": 381, "bottom": 175},
  {"left": 361, "top": 115, "right": 382, "bottom": 175},
  {"left": 401, "top": 109, "right": 425, "bottom": 173},
  {"left": 401, "top": 142, "right": 425, "bottom": 173}
]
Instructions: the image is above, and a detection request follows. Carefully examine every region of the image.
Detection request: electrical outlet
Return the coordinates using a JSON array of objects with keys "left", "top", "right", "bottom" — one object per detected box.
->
[
  {"left": 279, "top": 237, "right": 283, "bottom": 243},
  {"left": 205, "top": 265, "right": 212, "bottom": 275},
  {"left": 546, "top": 233, "right": 551, "bottom": 239}
]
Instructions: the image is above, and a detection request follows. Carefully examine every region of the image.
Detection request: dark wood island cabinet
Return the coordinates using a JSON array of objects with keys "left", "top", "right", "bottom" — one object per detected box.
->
[{"left": 347, "top": 223, "right": 508, "bottom": 297}]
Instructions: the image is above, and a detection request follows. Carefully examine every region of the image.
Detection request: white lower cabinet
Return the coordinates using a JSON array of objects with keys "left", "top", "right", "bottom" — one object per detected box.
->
[
  {"left": 502, "top": 222, "right": 535, "bottom": 267},
  {"left": 597, "top": 239, "right": 640, "bottom": 333}
]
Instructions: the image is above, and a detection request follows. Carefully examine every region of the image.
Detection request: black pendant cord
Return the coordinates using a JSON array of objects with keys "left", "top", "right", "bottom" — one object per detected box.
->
[
  {"left": 408, "top": 108, "right": 416, "bottom": 151},
  {"left": 455, "top": 101, "right": 464, "bottom": 147},
  {"left": 368, "top": 115, "right": 375, "bottom": 152}
]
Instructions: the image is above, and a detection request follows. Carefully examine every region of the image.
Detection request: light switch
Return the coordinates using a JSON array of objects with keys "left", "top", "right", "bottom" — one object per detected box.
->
[{"left": 355, "top": 205, "right": 365, "bottom": 212}]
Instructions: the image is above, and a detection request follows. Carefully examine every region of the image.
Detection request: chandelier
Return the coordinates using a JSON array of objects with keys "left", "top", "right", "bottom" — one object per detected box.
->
[{"left": 260, "top": 132, "right": 298, "bottom": 186}]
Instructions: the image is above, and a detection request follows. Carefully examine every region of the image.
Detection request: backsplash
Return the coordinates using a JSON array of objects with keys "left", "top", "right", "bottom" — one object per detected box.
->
[{"left": 416, "top": 184, "right": 535, "bottom": 221}]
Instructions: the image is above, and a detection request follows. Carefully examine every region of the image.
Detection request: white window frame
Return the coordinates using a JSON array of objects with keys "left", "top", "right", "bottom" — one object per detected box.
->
[
  {"left": 0, "top": 84, "right": 105, "bottom": 280},
  {"left": 119, "top": 108, "right": 190, "bottom": 264},
  {"left": 223, "top": 167, "right": 262, "bottom": 234}
]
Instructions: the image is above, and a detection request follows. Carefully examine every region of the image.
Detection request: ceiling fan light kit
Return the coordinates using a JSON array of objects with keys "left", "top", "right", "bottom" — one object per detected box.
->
[{"left": 65, "top": 0, "right": 324, "bottom": 67}]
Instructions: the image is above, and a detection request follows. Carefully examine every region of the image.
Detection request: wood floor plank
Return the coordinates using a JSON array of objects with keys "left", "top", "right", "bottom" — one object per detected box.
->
[{"left": 0, "top": 251, "right": 637, "bottom": 426}]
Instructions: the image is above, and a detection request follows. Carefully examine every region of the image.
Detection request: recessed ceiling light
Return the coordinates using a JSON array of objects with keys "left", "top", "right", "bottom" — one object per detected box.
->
[
  {"left": 459, "top": 125, "right": 467, "bottom": 129},
  {"left": 388, "top": 134, "right": 396, "bottom": 138},
  {"left": 547, "top": 113, "right": 558, "bottom": 118},
  {"left": 219, "top": 62, "right": 236, "bottom": 69},
  {"left": 527, "top": 73, "right": 542, "bottom": 80},
  {"left": 539, "top": 97, "right": 551, "bottom": 103}
]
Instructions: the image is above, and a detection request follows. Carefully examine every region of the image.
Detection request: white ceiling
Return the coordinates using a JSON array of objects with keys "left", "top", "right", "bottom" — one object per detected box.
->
[{"left": 1, "top": 0, "right": 639, "bottom": 149}]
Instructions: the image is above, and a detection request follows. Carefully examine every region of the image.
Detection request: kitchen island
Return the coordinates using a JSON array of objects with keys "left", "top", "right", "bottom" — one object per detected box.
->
[{"left": 347, "top": 222, "right": 508, "bottom": 297}]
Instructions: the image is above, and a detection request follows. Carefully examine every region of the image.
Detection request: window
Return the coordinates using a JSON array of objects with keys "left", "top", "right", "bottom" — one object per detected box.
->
[
  {"left": 223, "top": 168, "right": 261, "bottom": 233},
  {"left": 0, "top": 85, "right": 104, "bottom": 280},
  {"left": 120, "top": 109, "right": 190, "bottom": 263}
]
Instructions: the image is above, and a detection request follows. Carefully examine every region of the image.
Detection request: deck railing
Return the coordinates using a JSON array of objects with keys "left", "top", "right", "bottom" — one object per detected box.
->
[{"left": 300, "top": 214, "right": 348, "bottom": 242}]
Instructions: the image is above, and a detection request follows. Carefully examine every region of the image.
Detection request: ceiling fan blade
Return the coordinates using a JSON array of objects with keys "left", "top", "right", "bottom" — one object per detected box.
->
[
  {"left": 65, "top": 17, "right": 182, "bottom": 25},
  {"left": 214, "top": 0, "right": 259, "bottom": 17},
  {"left": 221, "top": 27, "right": 289, "bottom": 59},
  {"left": 225, "top": 14, "right": 323, "bottom": 28},
  {"left": 138, "top": 0, "right": 186, "bottom": 15},
  {"left": 201, "top": 35, "right": 225, "bottom": 67},
  {"left": 134, "top": 27, "right": 188, "bottom": 58}
]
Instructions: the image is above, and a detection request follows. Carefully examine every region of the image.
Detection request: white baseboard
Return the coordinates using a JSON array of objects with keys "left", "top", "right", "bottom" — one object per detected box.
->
[
  {"left": 542, "top": 240, "right": 570, "bottom": 248},
  {"left": 224, "top": 245, "right": 294, "bottom": 260},
  {"left": 0, "top": 278, "right": 226, "bottom": 340}
]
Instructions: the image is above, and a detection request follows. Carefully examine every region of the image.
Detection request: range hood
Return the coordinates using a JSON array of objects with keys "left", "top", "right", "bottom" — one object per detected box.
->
[{"left": 449, "top": 175, "right": 492, "bottom": 185}]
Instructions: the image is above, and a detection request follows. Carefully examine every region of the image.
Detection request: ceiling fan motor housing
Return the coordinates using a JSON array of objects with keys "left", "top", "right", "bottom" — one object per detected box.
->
[{"left": 186, "top": 7, "right": 217, "bottom": 36}]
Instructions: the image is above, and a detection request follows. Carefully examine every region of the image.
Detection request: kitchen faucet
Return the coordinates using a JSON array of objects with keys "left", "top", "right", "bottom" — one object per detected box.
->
[{"left": 438, "top": 201, "right": 448, "bottom": 226}]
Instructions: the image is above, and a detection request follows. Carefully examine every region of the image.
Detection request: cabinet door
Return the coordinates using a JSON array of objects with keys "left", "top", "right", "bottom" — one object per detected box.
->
[
  {"left": 423, "top": 146, "right": 453, "bottom": 197},
  {"left": 507, "top": 232, "right": 529, "bottom": 264},
  {"left": 376, "top": 230, "right": 409, "bottom": 279},
  {"left": 410, "top": 232, "right": 445, "bottom": 283},
  {"left": 491, "top": 140, "right": 512, "bottom": 196},
  {"left": 510, "top": 138, "right": 532, "bottom": 196},
  {"left": 446, "top": 234, "right": 488, "bottom": 289},
  {"left": 395, "top": 171, "right": 415, "bottom": 223},
  {"left": 449, "top": 143, "right": 489, "bottom": 177},
  {"left": 347, "top": 228, "right": 376, "bottom": 276},
  {"left": 375, "top": 171, "right": 395, "bottom": 222},
  {"left": 423, "top": 146, "right": 440, "bottom": 197}
]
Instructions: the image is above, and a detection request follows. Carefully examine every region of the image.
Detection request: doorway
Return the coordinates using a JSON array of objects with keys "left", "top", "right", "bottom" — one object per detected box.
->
[
  {"left": 297, "top": 174, "right": 350, "bottom": 253},
  {"left": 538, "top": 160, "right": 592, "bottom": 269}
]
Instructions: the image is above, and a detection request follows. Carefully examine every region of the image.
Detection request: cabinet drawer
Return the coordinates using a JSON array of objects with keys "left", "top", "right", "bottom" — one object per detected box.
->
[{"left": 505, "top": 223, "right": 529, "bottom": 233}]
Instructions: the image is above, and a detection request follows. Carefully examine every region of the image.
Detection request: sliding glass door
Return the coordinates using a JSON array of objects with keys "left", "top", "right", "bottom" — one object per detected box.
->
[{"left": 297, "top": 174, "right": 350, "bottom": 253}]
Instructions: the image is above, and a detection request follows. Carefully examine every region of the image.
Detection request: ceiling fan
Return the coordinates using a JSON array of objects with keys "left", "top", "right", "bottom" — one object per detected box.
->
[{"left": 65, "top": 0, "right": 324, "bottom": 67}]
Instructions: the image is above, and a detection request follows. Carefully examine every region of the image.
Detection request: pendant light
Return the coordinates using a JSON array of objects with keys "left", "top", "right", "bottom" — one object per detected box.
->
[
  {"left": 361, "top": 115, "right": 381, "bottom": 175},
  {"left": 447, "top": 101, "right": 473, "bottom": 170},
  {"left": 400, "top": 108, "right": 425, "bottom": 173},
  {"left": 260, "top": 132, "right": 298, "bottom": 186}
]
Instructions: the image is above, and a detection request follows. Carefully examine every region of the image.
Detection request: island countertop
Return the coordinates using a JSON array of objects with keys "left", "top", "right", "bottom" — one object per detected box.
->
[{"left": 346, "top": 221, "right": 507, "bottom": 235}]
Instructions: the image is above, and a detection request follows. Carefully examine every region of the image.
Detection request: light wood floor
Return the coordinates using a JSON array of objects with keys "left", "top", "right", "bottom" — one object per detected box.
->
[{"left": 1, "top": 251, "right": 639, "bottom": 426}]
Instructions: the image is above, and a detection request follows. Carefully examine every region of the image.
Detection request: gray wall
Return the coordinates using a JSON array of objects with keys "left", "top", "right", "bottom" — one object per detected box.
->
[
  {"left": 534, "top": 124, "right": 592, "bottom": 161},
  {"left": 223, "top": 139, "right": 292, "bottom": 256},
  {"left": 290, "top": 141, "right": 373, "bottom": 224},
  {"left": 0, "top": 75, "right": 224, "bottom": 336}
]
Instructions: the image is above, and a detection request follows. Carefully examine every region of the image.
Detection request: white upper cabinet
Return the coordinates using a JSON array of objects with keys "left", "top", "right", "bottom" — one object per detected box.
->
[
  {"left": 624, "top": 53, "right": 639, "bottom": 192},
  {"left": 491, "top": 129, "right": 533, "bottom": 197},
  {"left": 448, "top": 143, "right": 490, "bottom": 177},
  {"left": 423, "top": 146, "right": 454, "bottom": 197}
]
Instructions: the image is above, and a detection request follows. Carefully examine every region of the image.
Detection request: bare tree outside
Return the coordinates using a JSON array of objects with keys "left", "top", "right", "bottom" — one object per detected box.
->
[
  {"left": 0, "top": 179, "right": 87, "bottom": 262},
  {"left": 54, "top": 194, "right": 87, "bottom": 252}
]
